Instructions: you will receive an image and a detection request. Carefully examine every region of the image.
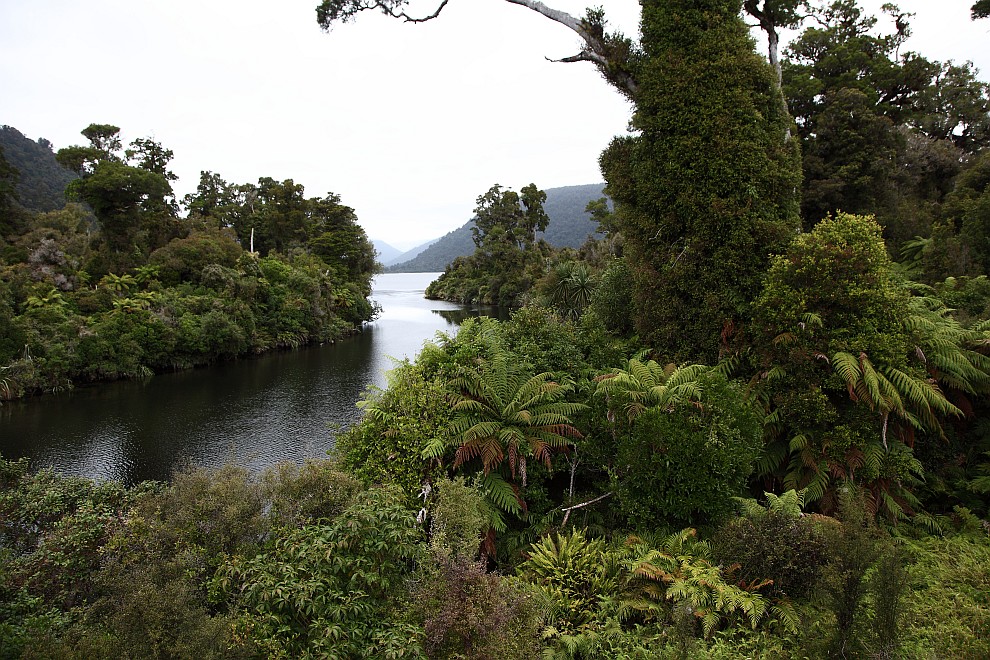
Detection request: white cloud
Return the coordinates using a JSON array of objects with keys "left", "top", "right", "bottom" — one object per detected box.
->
[{"left": 1, "top": 0, "right": 985, "bottom": 247}]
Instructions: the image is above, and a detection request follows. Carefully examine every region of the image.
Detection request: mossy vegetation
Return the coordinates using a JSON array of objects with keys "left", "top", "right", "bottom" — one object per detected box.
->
[{"left": 4, "top": 0, "right": 990, "bottom": 656}]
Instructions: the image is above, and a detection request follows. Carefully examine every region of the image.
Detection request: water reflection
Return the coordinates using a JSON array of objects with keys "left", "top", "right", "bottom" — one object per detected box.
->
[
  {"left": 431, "top": 307, "right": 509, "bottom": 325},
  {"left": 0, "top": 272, "right": 488, "bottom": 484}
]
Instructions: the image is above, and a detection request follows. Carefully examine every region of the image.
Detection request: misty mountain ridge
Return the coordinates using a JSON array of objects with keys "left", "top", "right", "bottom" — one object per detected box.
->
[{"left": 386, "top": 183, "right": 607, "bottom": 273}]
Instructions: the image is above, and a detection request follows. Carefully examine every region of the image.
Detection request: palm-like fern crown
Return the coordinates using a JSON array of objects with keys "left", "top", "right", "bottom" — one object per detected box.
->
[
  {"left": 830, "top": 290, "right": 990, "bottom": 441},
  {"left": 595, "top": 357, "right": 709, "bottom": 422},
  {"left": 902, "top": 291, "right": 990, "bottom": 397},
  {"left": 436, "top": 350, "right": 585, "bottom": 481}
]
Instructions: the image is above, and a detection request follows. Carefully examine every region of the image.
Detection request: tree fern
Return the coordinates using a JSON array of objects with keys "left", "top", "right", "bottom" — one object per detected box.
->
[
  {"left": 442, "top": 348, "right": 585, "bottom": 508},
  {"left": 595, "top": 357, "right": 709, "bottom": 423}
]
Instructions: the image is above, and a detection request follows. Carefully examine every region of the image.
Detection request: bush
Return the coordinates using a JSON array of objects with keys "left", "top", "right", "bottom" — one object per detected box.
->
[
  {"left": 212, "top": 487, "right": 426, "bottom": 658},
  {"left": 148, "top": 228, "right": 242, "bottom": 286},
  {"left": 336, "top": 361, "right": 453, "bottom": 504},
  {"left": 261, "top": 459, "right": 362, "bottom": 530},
  {"left": 713, "top": 511, "right": 830, "bottom": 599},
  {"left": 613, "top": 372, "right": 764, "bottom": 526},
  {"left": 415, "top": 557, "right": 543, "bottom": 660}
]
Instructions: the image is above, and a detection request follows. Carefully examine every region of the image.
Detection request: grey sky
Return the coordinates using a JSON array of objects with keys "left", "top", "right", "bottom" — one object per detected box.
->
[{"left": 1, "top": 1, "right": 987, "bottom": 250}]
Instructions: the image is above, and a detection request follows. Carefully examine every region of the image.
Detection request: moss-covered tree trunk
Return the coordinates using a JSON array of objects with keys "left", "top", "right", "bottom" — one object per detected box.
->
[{"left": 601, "top": 0, "right": 801, "bottom": 363}]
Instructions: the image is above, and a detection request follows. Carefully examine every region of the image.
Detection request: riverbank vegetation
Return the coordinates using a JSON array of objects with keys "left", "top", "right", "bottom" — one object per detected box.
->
[
  {"left": 3, "top": 0, "right": 990, "bottom": 657},
  {"left": 0, "top": 124, "right": 378, "bottom": 400}
]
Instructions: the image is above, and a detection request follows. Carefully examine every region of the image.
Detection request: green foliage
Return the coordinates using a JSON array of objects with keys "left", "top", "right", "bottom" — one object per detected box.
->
[
  {"left": 213, "top": 487, "right": 426, "bottom": 658},
  {"left": 540, "top": 260, "right": 597, "bottom": 320},
  {"left": 871, "top": 543, "right": 911, "bottom": 659},
  {"left": 943, "top": 151, "right": 990, "bottom": 275},
  {"left": 595, "top": 357, "right": 708, "bottom": 424},
  {"left": 610, "top": 371, "right": 764, "bottom": 526},
  {"left": 601, "top": 0, "right": 801, "bottom": 363},
  {"left": 519, "top": 527, "right": 792, "bottom": 651},
  {"left": 148, "top": 227, "right": 242, "bottom": 285},
  {"left": 0, "top": 455, "right": 149, "bottom": 655},
  {"left": 588, "top": 258, "right": 634, "bottom": 336},
  {"left": 261, "top": 460, "right": 362, "bottom": 530},
  {"left": 782, "top": 2, "right": 990, "bottom": 257},
  {"left": 750, "top": 213, "right": 990, "bottom": 515},
  {"left": 900, "top": 531, "right": 990, "bottom": 657},
  {"left": 0, "top": 122, "right": 379, "bottom": 399},
  {"left": 713, "top": 493, "right": 830, "bottom": 599},
  {"left": 424, "top": 347, "right": 586, "bottom": 516},
  {"left": 426, "top": 183, "right": 553, "bottom": 306},
  {"left": 387, "top": 185, "right": 607, "bottom": 273},
  {"left": 338, "top": 360, "right": 453, "bottom": 504},
  {"left": 426, "top": 477, "right": 488, "bottom": 563},
  {"left": 499, "top": 304, "right": 585, "bottom": 377},
  {"left": 819, "top": 489, "right": 885, "bottom": 657},
  {"left": 517, "top": 529, "right": 616, "bottom": 635},
  {"left": 414, "top": 556, "right": 543, "bottom": 660}
]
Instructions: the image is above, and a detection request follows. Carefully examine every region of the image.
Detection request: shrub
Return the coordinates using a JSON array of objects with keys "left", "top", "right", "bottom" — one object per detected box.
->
[
  {"left": 415, "top": 557, "right": 543, "bottom": 660},
  {"left": 212, "top": 487, "right": 426, "bottom": 658},
  {"left": 613, "top": 372, "right": 763, "bottom": 526},
  {"left": 713, "top": 509, "right": 830, "bottom": 599},
  {"left": 261, "top": 460, "right": 362, "bottom": 530}
]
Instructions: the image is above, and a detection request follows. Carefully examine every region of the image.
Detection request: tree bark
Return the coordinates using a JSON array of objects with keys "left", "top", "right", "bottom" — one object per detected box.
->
[{"left": 505, "top": 0, "right": 639, "bottom": 98}]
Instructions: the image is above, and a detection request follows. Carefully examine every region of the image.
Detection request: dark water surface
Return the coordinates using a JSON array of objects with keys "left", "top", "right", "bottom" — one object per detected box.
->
[{"left": 0, "top": 273, "right": 481, "bottom": 483}]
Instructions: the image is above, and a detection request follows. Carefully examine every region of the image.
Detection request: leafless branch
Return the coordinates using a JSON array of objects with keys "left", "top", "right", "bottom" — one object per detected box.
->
[
  {"left": 561, "top": 491, "right": 614, "bottom": 513},
  {"left": 388, "top": 0, "right": 450, "bottom": 23}
]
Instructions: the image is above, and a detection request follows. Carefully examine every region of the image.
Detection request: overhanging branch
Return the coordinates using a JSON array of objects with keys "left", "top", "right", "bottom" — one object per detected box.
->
[
  {"left": 506, "top": 0, "right": 638, "bottom": 98},
  {"left": 388, "top": 0, "right": 449, "bottom": 22}
]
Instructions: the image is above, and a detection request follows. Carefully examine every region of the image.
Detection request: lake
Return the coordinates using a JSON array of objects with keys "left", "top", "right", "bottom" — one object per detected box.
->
[{"left": 0, "top": 272, "right": 483, "bottom": 484}]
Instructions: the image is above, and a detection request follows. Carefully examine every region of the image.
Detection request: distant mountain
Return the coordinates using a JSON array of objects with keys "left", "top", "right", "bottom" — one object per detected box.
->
[
  {"left": 373, "top": 240, "right": 403, "bottom": 265},
  {"left": 372, "top": 237, "right": 441, "bottom": 267},
  {"left": 387, "top": 183, "right": 607, "bottom": 273},
  {"left": 390, "top": 238, "right": 439, "bottom": 265},
  {"left": 0, "top": 125, "right": 77, "bottom": 212},
  {"left": 387, "top": 226, "right": 473, "bottom": 273}
]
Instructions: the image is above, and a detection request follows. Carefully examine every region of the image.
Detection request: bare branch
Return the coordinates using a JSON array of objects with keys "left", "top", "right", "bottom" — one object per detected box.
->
[
  {"left": 561, "top": 491, "right": 614, "bottom": 512},
  {"left": 318, "top": 0, "right": 639, "bottom": 97},
  {"left": 389, "top": 0, "right": 449, "bottom": 23},
  {"left": 549, "top": 52, "right": 600, "bottom": 65},
  {"left": 506, "top": 0, "right": 638, "bottom": 98},
  {"left": 505, "top": 0, "right": 584, "bottom": 32}
]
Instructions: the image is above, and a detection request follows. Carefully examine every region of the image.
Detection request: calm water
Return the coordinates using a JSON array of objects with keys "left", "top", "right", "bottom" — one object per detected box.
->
[{"left": 0, "top": 273, "right": 482, "bottom": 484}]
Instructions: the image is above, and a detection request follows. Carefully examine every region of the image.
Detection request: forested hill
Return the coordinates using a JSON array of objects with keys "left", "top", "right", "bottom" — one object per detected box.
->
[
  {"left": 387, "top": 183, "right": 606, "bottom": 272},
  {"left": 0, "top": 125, "right": 77, "bottom": 212}
]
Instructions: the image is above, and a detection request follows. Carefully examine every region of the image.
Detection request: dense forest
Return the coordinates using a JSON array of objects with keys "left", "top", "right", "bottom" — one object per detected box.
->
[
  {"left": 0, "top": 123, "right": 378, "bottom": 400},
  {"left": 4, "top": 1, "right": 990, "bottom": 658}
]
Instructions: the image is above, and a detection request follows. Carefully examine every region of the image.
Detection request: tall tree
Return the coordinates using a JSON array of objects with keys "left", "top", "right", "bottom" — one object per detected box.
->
[
  {"left": 56, "top": 124, "right": 174, "bottom": 257},
  {"left": 603, "top": 0, "right": 801, "bottom": 362},
  {"left": 470, "top": 183, "right": 549, "bottom": 255},
  {"left": 231, "top": 178, "right": 308, "bottom": 255},
  {"left": 307, "top": 192, "right": 377, "bottom": 282},
  {"left": 317, "top": 1, "right": 802, "bottom": 362},
  {"left": 183, "top": 170, "right": 240, "bottom": 228},
  {"left": 426, "top": 183, "right": 552, "bottom": 306},
  {"left": 782, "top": 1, "right": 990, "bottom": 251}
]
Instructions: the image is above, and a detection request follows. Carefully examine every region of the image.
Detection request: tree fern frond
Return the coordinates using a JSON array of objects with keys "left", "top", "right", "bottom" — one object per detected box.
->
[
  {"left": 754, "top": 441, "right": 788, "bottom": 477},
  {"left": 422, "top": 436, "right": 450, "bottom": 460},
  {"left": 771, "top": 600, "right": 801, "bottom": 635},
  {"left": 788, "top": 434, "right": 810, "bottom": 452},
  {"left": 832, "top": 351, "right": 862, "bottom": 394},
  {"left": 478, "top": 472, "right": 522, "bottom": 517}
]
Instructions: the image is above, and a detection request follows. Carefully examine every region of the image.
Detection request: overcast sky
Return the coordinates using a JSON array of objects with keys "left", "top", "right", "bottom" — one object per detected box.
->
[{"left": 1, "top": 1, "right": 987, "bottom": 250}]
